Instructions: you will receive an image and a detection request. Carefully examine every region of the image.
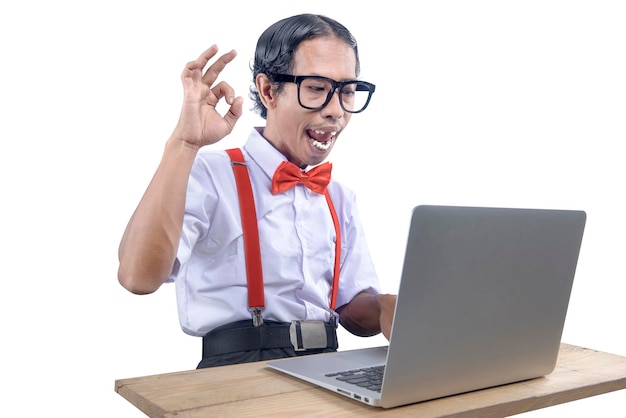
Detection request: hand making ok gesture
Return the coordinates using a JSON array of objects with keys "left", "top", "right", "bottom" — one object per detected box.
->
[{"left": 171, "top": 45, "right": 244, "bottom": 149}]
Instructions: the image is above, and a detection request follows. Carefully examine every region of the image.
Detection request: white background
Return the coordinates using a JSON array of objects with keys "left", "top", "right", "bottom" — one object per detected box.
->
[{"left": 1, "top": 1, "right": 625, "bottom": 416}]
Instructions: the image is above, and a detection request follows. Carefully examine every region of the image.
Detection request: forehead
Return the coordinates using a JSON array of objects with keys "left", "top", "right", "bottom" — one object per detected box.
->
[{"left": 291, "top": 36, "right": 357, "bottom": 80}]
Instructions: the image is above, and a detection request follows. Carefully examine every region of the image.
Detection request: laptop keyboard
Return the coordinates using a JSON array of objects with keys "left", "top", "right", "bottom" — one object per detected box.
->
[{"left": 325, "top": 365, "right": 385, "bottom": 392}]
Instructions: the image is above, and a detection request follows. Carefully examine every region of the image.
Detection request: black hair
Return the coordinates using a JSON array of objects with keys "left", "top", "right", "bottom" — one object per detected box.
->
[{"left": 249, "top": 14, "right": 361, "bottom": 119}]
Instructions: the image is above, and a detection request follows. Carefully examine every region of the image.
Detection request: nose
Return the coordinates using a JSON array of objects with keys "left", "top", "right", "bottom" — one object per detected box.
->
[{"left": 321, "top": 89, "right": 345, "bottom": 119}]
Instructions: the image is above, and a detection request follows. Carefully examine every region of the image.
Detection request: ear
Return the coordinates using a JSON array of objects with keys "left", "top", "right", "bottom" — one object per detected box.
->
[{"left": 256, "top": 74, "right": 277, "bottom": 110}]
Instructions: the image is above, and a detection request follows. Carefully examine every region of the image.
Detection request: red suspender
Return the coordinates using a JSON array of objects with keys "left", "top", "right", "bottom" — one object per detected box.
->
[
  {"left": 225, "top": 148, "right": 341, "bottom": 326},
  {"left": 225, "top": 148, "right": 265, "bottom": 326},
  {"left": 324, "top": 191, "right": 341, "bottom": 312}
]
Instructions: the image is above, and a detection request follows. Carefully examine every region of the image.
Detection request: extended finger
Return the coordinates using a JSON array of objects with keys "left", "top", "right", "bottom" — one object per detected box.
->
[
  {"left": 201, "top": 49, "right": 237, "bottom": 86},
  {"left": 182, "top": 45, "right": 219, "bottom": 78}
]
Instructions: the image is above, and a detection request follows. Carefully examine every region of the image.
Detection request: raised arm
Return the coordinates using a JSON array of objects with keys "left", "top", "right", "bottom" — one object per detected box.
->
[{"left": 118, "top": 46, "right": 243, "bottom": 294}]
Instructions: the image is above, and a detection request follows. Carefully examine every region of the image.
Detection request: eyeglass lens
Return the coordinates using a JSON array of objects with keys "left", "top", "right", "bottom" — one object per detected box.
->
[{"left": 298, "top": 78, "right": 372, "bottom": 113}]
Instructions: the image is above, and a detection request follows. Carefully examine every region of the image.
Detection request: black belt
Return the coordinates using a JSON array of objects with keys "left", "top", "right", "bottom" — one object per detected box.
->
[{"left": 202, "top": 320, "right": 338, "bottom": 357}]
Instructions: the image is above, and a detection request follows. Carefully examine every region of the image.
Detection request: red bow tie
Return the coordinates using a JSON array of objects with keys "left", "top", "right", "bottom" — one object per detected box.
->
[{"left": 271, "top": 161, "right": 332, "bottom": 195}]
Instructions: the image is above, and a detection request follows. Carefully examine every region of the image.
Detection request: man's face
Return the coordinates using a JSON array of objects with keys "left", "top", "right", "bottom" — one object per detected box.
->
[{"left": 263, "top": 36, "right": 357, "bottom": 168}]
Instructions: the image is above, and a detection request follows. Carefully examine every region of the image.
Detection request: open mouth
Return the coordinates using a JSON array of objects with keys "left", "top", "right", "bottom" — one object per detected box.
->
[{"left": 307, "top": 129, "right": 337, "bottom": 151}]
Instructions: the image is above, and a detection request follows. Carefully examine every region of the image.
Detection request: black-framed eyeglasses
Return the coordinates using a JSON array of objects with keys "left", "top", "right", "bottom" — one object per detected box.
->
[{"left": 273, "top": 74, "right": 376, "bottom": 114}]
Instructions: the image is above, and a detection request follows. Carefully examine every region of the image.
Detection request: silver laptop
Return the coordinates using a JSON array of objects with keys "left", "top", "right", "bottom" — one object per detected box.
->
[{"left": 266, "top": 205, "right": 586, "bottom": 408}]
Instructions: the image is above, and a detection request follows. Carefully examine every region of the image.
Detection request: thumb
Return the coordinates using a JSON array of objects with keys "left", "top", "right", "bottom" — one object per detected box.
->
[{"left": 223, "top": 96, "right": 244, "bottom": 132}]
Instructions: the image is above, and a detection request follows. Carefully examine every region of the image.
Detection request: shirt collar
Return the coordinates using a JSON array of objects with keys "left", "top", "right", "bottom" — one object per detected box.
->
[{"left": 243, "top": 127, "right": 289, "bottom": 181}]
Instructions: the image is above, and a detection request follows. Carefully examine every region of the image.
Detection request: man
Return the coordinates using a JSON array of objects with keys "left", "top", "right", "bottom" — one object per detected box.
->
[{"left": 118, "top": 14, "right": 396, "bottom": 368}]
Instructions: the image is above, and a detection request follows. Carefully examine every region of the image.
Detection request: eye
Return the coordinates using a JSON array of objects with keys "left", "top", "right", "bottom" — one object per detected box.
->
[
  {"left": 308, "top": 85, "right": 327, "bottom": 93},
  {"left": 340, "top": 84, "right": 357, "bottom": 97},
  {"left": 301, "top": 78, "right": 332, "bottom": 94},
  {"left": 341, "top": 89, "right": 356, "bottom": 97}
]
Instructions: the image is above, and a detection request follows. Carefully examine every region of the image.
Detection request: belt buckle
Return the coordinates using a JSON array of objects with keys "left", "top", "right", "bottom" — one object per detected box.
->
[{"left": 289, "top": 321, "right": 328, "bottom": 351}]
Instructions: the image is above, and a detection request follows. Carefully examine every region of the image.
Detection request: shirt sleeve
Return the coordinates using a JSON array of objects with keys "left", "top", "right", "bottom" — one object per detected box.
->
[{"left": 167, "top": 152, "right": 233, "bottom": 283}]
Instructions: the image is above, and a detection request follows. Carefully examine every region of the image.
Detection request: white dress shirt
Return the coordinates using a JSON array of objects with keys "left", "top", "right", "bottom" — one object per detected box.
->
[{"left": 169, "top": 127, "right": 380, "bottom": 336}]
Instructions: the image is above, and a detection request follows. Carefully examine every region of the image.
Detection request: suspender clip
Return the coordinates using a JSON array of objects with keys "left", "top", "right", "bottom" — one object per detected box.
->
[
  {"left": 329, "top": 310, "right": 339, "bottom": 328},
  {"left": 249, "top": 307, "right": 264, "bottom": 327}
]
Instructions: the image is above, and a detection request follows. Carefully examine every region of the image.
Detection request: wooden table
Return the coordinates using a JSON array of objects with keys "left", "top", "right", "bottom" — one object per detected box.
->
[{"left": 115, "top": 343, "right": 626, "bottom": 417}]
